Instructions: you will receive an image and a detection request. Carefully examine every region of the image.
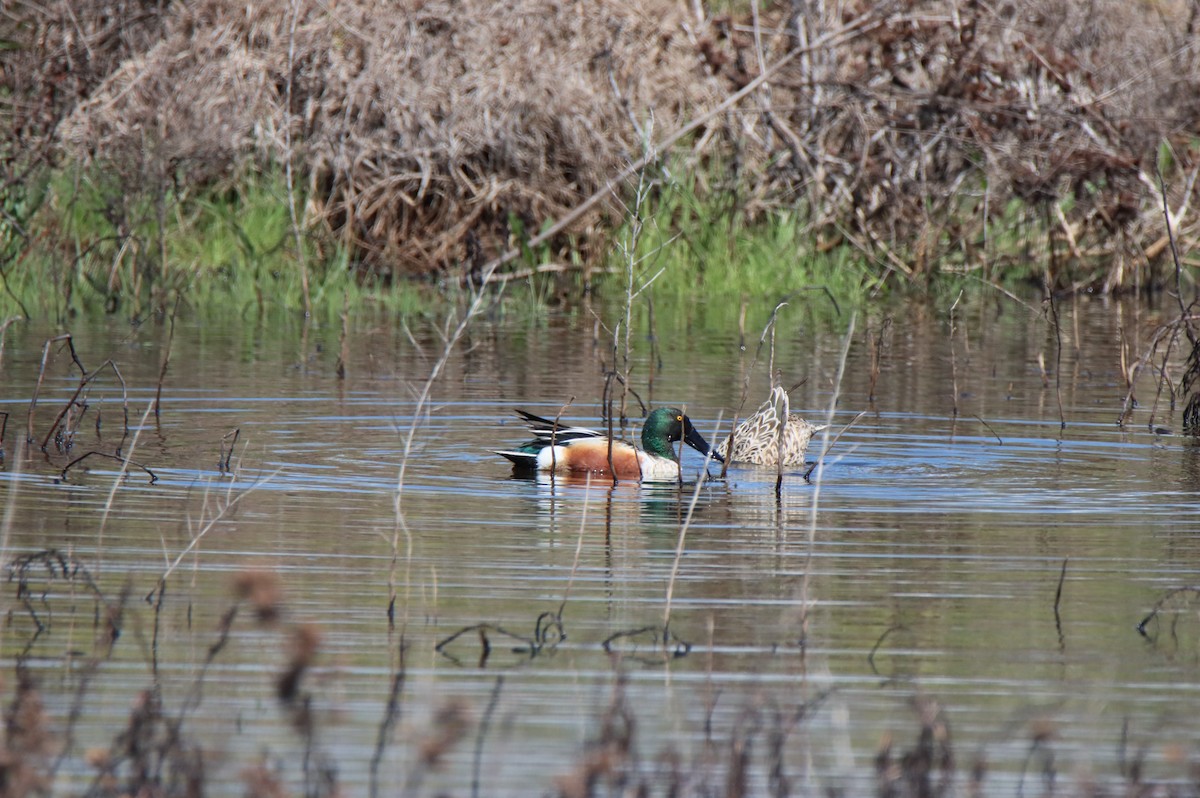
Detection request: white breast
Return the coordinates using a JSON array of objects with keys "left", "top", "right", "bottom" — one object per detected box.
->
[{"left": 636, "top": 453, "right": 681, "bottom": 481}]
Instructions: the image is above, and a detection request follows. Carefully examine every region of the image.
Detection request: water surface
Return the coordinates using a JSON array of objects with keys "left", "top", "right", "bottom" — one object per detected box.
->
[{"left": 1, "top": 295, "right": 1197, "bottom": 795}]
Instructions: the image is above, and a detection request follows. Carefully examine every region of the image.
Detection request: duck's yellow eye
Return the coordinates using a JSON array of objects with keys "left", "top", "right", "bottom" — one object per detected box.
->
[{"left": 676, "top": 415, "right": 683, "bottom": 422}]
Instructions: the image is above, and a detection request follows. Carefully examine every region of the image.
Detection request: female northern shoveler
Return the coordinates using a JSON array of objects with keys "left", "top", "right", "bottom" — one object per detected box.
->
[
  {"left": 718, "top": 386, "right": 823, "bottom": 467},
  {"left": 496, "top": 407, "right": 722, "bottom": 481}
]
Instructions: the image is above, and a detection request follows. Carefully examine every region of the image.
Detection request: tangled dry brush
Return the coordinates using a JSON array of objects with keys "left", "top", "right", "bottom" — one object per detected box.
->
[{"left": 5, "top": 0, "right": 1200, "bottom": 288}]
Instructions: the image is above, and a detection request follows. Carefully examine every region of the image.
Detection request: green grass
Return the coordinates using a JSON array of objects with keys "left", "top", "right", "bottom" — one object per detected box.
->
[
  {"left": 0, "top": 165, "right": 439, "bottom": 322},
  {"left": 595, "top": 170, "right": 871, "bottom": 338},
  {"left": 1, "top": 157, "right": 1018, "bottom": 330}
]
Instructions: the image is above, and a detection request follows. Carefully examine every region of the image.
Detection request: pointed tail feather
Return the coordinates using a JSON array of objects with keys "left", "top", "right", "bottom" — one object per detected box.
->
[
  {"left": 495, "top": 449, "right": 540, "bottom": 470},
  {"left": 513, "top": 409, "right": 601, "bottom": 442}
]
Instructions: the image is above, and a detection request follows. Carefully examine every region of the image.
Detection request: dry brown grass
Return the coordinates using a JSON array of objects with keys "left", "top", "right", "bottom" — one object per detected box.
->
[
  {"left": 697, "top": 0, "right": 1200, "bottom": 290},
  {"left": 5, "top": 0, "right": 1200, "bottom": 290},
  {"left": 32, "top": 0, "right": 720, "bottom": 276}
]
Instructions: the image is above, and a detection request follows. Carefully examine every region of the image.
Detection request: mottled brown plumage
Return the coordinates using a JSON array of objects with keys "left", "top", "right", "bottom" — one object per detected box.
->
[{"left": 720, "top": 386, "right": 822, "bottom": 467}]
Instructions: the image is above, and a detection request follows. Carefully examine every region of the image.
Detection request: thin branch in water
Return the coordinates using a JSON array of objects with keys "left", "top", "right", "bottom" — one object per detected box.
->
[
  {"left": 948, "top": 290, "right": 963, "bottom": 420},
  {"left": 369, "top": 639, "right": 407, "bottom": 798},
  {"left": 601, "top": 624, "right": 691, "bottom": 661},
  {"left": 799, "top": 314, "right": 856, "bottom": 650},
  {"left": 219, "top": 428, "right": 240, "bottom": 473},
  {"left": 391, "top": 278, "right": 507, "bottom": 635},
  {"left": 89, "top": 399, "right": 157, "bottom": 581},
  {"left": 603, "top": 371, "right": 619, "bottom": 485},
  {"left": 662, "top": 412, "right": 722, "bottom": 639},
  {"left": 0, "top": 314, "right": 24, "bottom": 373},
  {"left": 1136, "top": 585, "right": 1200, "bottom": 638},
  {"left": 150, "top": 466, "right": 281, "bottom": 599},
  {"left": 6, "top": 548, "right": 107, "bottom": 640},
  {"left": 868, "top": 316, "right": 891, "bottom": 404},
  {"left": 803, "top": 410, "right": 866, "bottom": 482},
  {"left": 1046, "top": 289, "right": 1066, "bottom": 429},
  {"left": 547, "top": 396, "right": 576, "bottom": 478},
  {"left": 971, "top": 414, "right": 1003, "bottom": 445},
  {"left": 556, "top": 473, "right": 591, "bottom": 618},
  {"left": 867, "top": 624, "right": 907, "bottom": 676},
  {"left": 153, "top": 293, "right": 180, "bottom": 419},
  {"left": 39, "top": 359, "right": 130, "bottom": 454},
  {"left": 60, "top": 450, "right": 157, "bottom": 484},
  {"left": 176, "top": 601, "right": 240, "bottom": 721},
  {"left": 471, "top": 675, "right": 505, "bottom": 798},
  {"left": 1119, "top": 323, "right": 1133, "bottom": 410},
  {"left": 1053, "top": 558, "right": 1068, "bottom": 648},
  {"left": 336, "top": 289, "right": 350, "bottom": 380},
  {"left": 774, "top": 379, "right": 786, "bottom": 503},
  {"left": 434, "top": 623, "right": 538, "bottom": 667},
  {"left": 27, "top": 333, "right": 83, "bottom": 444},
  {"left": 48, "top": 581, "right": 128, "bottom": 780},
  {"left": 1118, "top": 319, "right": 1189, "bottom": 427}
]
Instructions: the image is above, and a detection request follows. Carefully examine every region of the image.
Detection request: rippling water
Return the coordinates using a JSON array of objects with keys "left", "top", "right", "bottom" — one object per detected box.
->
[{"left": 1, "top": 295, "right": 1198, "bottom": 795}]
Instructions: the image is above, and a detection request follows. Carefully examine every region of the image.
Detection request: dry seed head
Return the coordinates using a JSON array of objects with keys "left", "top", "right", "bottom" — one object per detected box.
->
[
  {"left": 419, "top": 699, "right": 472, "bottom": 767},
  {"left": 232, "top": 568, "right": 284, "bottom": 623},
  {"left": 84, "top": 747, "right": 111, "bottom": 769},
  {"left": 1029, "top": 717, "right": 1057, "bottom": 744},
  {"left": 1162, "top": 741, "right": 1187, "bottom": 765},
  {"left": 276, "top": 623, "right": 323, "bottom": 703},
  {"left": 240, "top": 763, "right": 290, "bottom": 798},
  {"left": 289, "top": 622, "right": 323, "bottom": 668}
]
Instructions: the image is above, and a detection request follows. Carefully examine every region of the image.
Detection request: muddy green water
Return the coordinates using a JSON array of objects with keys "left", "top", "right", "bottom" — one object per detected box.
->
[{"left": 1, "top": 294, "right": 1199, "bottom": 795}]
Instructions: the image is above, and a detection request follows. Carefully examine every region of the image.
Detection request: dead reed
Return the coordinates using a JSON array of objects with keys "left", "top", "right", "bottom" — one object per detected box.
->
[
  {"left": 8, "top": 0, "right": 1199, "bottom": 293},
  {"left": 152, "top": 295, "right": 181, "bottom": 419},
  {"left": 0, "top": 316, "right": 22, "bottom": 372},
  {"left": 12, "top": 0, "right": 714, "bottom": 281},
  {"left": 218, "top": 428, "right": 240, "bottom": 473},
  {"left": 1, "top": 550, "right": 1196, "bottom": 796},
  {"left": 24, "top": 334, "right": 132, "bottom": 458},
  {"left": 1120, "top": 171, "right": 1200, "bottom": 431}
]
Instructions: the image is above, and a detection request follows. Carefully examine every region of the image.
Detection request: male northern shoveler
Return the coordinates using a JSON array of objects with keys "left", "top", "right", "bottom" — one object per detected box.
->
[
  {"left": 718, "top": 385, "right": 823, "bottom": 467},
  {"left": 496, "top": 407, "right": 722, "bottom": 481}
]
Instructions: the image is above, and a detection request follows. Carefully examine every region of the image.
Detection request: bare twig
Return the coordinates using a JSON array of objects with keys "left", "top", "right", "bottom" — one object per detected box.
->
[
  {"left": 803, "top": 410, "right": 866, "bottom": 482},
  {"left": 0, "top": 314, "right": 23, "bottom": 373},
  {"left": 153, "top": 294, "right": 180, "bottom": 418},
  {"left": 948, "top": 290, "right": 963, "bottom": 419},
  {"left": 473, "top": 29, "right": 882, "bottom": 279},
  {"left": 151, "top": 466, "right": 281, "bottom": 598},
  {"left": 60, "top": 450, "right": 157, "bottom": 484},
  {"left": 662, "top": 413, "right": 722, "bottom": 638},
  {"left": 472, "top": 676, "right": 505, "bottom": 798},
  {"left": 1053, "top": 558, "right": 1068, "bottom": 648},
  {"left": 27, "top": 334, "right": 83, "bottom": 444},
  {"left": 370, "top": 640, "right": 407, "bottom": 798},
  {"left": 39, "top": 359, "right": 130, "bottom": 454}
]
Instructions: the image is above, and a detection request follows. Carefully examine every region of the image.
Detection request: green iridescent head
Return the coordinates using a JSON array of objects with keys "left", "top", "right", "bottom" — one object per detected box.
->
[{"left": 641, "top": 407, "right": 722, "bottom": 462}]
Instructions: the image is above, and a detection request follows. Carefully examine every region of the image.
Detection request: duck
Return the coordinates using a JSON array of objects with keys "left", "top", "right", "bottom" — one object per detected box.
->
[
  {"left": 496, "top": 407, "right": 722, "bottom": 481},
  {"left": 718, "top": 385, "right": 823, "bottom": 467}
]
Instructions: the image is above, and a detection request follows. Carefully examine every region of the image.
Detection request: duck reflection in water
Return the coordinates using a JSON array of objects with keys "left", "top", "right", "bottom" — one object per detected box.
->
[{"left": 513, "top": 469, "right": 729, "bottom": 531}]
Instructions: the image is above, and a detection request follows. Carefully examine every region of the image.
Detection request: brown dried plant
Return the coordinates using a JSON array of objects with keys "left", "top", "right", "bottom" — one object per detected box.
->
[
  {"left": 6, "top": 0, "right": 1200, "bottom": 292},
  {"left": 34, "top": 0, "right": 718, "bottom": 277},
  {"left": 0, "top": 672, "right": 55, "bottom": 798}
]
